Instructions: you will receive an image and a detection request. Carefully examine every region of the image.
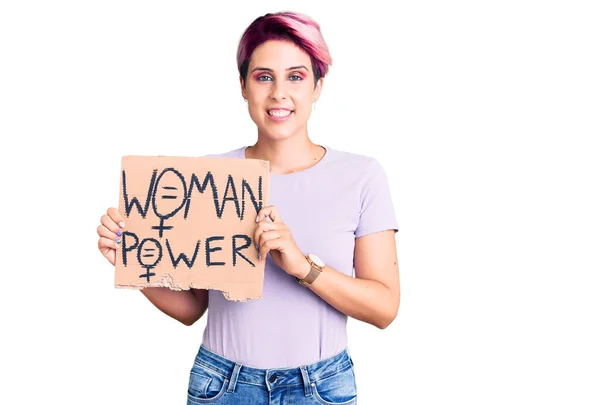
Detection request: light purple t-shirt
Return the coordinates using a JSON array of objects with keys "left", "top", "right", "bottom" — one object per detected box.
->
[{"left": 201, "top": 145, "right": 398, "bottom": 368}]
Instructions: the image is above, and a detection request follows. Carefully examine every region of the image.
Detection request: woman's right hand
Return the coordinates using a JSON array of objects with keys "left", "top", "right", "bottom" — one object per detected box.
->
[{"left": 97, "top": 207, "right": 126, "bottom": 266}]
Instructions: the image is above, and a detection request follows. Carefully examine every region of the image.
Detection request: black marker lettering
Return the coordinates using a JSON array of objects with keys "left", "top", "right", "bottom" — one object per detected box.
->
[
  {"left": 152, "top": 168, "right": 188, "bottom": 238},
  {"left": 218, "top": 175, "right": 241, "bottom": 219},
  {"left": 136, "top": 238, "right": 163, "bottom": 282},
  {"left": 241, "top": 177, "right": 263, "bottom": 219},
  {"left": 122, "top": 169, "right": 157, "bottom": 218},
  {"left": 185, "top": 172, "right": 219, "bottom": 218},
  {"left": 121, "top": 231, "right": 139, "bottom": 266},
  {"left": 232, "top": 234, "right": 254, "bottom": 267},
  {"left": 166, "top": 239, "right": 201, "bottom": 269},
  {"left": 206, "top": 236, "right": 225, "bottom": 267}
]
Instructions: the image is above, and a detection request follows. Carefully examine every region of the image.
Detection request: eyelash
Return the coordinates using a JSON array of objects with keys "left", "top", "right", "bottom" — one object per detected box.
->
[{"left": 257, "top": 75, "right": 303, "bottom": 82}]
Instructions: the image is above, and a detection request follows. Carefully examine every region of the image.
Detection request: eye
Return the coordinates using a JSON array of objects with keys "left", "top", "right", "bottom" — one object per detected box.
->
[
  {"left": 290, "top": 75, "right": 303, "bottom": 81},
  {"left": 257, "top": 75, "right": 273, "bottom": 82}
]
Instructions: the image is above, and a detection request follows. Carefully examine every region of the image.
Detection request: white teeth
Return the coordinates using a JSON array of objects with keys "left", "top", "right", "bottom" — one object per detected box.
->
[{"left": 269, "top": 109, "right": 291, "bottom": 117}]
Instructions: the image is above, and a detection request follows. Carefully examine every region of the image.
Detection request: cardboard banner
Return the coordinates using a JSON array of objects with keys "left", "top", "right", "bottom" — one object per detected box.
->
[{"left": 115, "top": 155, "right": 270, "bottom": 301}]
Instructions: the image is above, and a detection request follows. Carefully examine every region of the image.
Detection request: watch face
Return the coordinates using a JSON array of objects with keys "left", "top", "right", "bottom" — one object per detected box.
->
[{"left": 308, "top": 253, "right": 324, "bottom": 267}]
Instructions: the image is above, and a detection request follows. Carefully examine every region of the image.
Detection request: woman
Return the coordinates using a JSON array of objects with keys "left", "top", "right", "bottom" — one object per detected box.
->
[{"left": 97, "top": 11, "right": 399, "bottom": 404}]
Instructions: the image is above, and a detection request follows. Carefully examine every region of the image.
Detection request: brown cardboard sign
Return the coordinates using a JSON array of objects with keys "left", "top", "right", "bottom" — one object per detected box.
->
[{"left": 115, "top": 156, "right": 269, "bottom": 302}]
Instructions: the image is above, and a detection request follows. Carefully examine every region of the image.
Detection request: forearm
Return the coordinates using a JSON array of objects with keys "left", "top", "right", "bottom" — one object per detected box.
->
[
  {"left": 140, "top": 287, "right": 207, "bottom": 326},
  {"left": 298, "top": 263, "right": 399, "bottom": 329}
]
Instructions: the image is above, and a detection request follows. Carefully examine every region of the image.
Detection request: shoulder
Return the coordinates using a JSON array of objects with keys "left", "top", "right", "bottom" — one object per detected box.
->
[{"left": 323, "top": 146, "right": 388, "bottom": 179}]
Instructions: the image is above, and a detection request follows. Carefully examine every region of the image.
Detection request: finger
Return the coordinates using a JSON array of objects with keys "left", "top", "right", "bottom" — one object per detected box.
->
[
  {"left": 97, "top": 224, "right": 121, "bottom": 243},
  {"left": 256, "top": 221, "right": 284, "bottom": 234},
  {"left": 101, "top": 214, "right": 120, "bottom": 234},
  {"left": 256, "top": 205, "right": 282, "bottom": 223},
  {"left": 259, "top": 239, "right": 282, "bottom": 261},
  {"left": 98, "top": 236, "right": 119, "bottom": 250},
  {"left": 253, "top": 221, "right": 284, "bottom": 250},
  {"left": 258, "top": 230, "right": 282, "bottom": 250},
  {"left": 107, "top": 207, "right": 126, "bottom": 228}
]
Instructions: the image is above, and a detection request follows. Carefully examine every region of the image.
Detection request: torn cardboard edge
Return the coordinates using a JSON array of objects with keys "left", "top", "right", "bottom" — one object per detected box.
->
[{"left": 115, "top": 274, "right": 265, "bottom": 302}]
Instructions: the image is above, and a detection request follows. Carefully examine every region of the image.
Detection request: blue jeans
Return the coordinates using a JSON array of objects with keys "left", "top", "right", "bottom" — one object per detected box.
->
[{"left": 187, "top": 345, "right": 358, "bottom": 404}]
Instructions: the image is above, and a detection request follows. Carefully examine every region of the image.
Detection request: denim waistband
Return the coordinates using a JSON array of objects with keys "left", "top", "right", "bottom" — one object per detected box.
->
[{"left": 194, "top": 345, "right": 353, "bottom": 392}]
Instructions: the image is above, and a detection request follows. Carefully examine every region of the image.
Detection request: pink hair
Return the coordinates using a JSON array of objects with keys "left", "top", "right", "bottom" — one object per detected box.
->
[{"left": 236, "top": 11, "right": 332, "bottom": 86}]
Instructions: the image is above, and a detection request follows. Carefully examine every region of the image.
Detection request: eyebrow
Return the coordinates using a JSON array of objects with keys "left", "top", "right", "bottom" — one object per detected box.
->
[{"left": 250, "top": 65, "right": 309, "bottom": 73}]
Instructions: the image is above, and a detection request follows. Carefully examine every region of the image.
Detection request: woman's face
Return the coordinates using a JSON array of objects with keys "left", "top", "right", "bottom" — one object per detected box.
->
[{"left": 241, "top": 40, "right": 323, "bottom": 141}]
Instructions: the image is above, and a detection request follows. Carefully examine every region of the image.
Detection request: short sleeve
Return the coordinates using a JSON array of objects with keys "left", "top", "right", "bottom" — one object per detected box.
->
[{"left": 354, "top": 159, "right": 398, "bottom": 238}]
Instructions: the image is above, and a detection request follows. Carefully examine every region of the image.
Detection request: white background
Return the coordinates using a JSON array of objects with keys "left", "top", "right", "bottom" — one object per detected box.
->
[{"left": 1, "top": 1, "right": 599, "bottom": 404}]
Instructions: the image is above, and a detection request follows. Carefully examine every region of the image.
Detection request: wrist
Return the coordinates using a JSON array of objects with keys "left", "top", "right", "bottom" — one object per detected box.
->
[
  {"left": 295, "top": 253, "right": 325, "bottom": 287},
  {"left": 294, "top": 259, "right": 312, "bottom": 279}
]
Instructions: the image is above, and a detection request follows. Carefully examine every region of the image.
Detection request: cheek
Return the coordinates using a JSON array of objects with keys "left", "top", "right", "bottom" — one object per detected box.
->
[
  {"left": 294, "top": 96, "right": 315, "bottom": 115},
  {"left": 245, "top": 94, "right": 263, "bottom": 111},
  {"left": 247, "top": 105, "right": 264, "bottom": 122},
  {"left": 290, "top": 89, "right": 313, "bottom": 107},
  {"left": 246, "top": 101, "right": 269, "bottom": 126}
]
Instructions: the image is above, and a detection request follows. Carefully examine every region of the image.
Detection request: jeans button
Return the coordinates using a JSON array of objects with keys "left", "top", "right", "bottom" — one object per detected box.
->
[{"left": 269, "top": 374, "right": 277, "bottom": 383}]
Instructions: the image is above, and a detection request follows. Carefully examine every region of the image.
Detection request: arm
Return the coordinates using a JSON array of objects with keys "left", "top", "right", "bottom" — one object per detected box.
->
[
  {"left": 97, "top": 207, "right": 209, "bottom": 326},
  {"left": 299, "top": 230, "right": 400, "bottom": 329},
  {"left": 140, "top": 288, "right": 208, "bottom": 326},
  {"left": 255, "top": 206, "right": 400, "bottom": 329}
]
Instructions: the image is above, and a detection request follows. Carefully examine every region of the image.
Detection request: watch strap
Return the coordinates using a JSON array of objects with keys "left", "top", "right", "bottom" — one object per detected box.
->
[{"left": 297, "top": 255, "right": 323, "bottom": 287}]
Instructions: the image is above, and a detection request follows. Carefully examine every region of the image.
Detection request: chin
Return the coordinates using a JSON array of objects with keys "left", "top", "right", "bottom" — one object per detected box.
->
[
  {"left": 257, "top": 123, "right": 300, "bottom": 141},
  {"left": 262, "top": 130, "right": 295, "bottom": 141}
]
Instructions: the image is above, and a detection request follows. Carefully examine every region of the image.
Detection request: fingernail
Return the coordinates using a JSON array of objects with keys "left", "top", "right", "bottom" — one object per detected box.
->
[
  {"left": 116, "top": 237, "right": 121, "bottom": 243},
  {"left": 119, "top": 221, "right": 125, "bottom": 228},
  {"left": 117, "top": 230, "right": 122, "bottom": 237},
  {"left": 258, "top": 253, "right": 261, "bottom": 260},
  {"left": 255, "top": 244, "right": 259, "bottom": 250},
  {"left": 255, "top": 215, "right": 260, "bottom": 222}
]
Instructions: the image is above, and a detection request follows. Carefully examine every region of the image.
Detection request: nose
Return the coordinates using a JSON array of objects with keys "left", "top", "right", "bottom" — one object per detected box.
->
[{"left": 270, "top": 79, "right": 287, "bottom": 101}]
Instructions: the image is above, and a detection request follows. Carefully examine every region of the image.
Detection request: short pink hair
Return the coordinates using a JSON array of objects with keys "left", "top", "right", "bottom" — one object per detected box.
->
[{"left": 237, "top": 11, "right": 332, "bottom": 87}]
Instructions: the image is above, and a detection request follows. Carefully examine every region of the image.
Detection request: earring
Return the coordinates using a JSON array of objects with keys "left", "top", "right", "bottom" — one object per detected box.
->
[{"left": 313, "top": 100, "right": 317, "bottom": 111}]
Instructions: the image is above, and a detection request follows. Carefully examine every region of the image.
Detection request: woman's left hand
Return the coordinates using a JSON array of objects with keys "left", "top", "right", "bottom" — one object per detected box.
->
[{"left": 254, "top": 205, "right": 308, "bottom": 278}]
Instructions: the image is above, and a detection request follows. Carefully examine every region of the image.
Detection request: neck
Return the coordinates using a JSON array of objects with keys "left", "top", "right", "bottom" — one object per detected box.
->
[{"left": 246, "top": 131, "right": 325, "bottom": 175}]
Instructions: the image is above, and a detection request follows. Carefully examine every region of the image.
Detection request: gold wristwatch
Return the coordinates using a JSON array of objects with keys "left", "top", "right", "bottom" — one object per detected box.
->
[{"left": 297, "top": 253, "right": 325, "bottom": 287}]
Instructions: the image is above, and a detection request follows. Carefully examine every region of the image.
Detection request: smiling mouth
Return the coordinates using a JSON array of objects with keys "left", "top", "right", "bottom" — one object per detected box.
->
[{"left": 267, "top": 109, "right": 293, "bottom": 117}]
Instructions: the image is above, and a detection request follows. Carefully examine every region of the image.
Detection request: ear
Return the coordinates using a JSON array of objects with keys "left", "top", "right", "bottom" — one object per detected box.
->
[
  {"left": 239, "top": 75, "right": 247, "bottom": 100},
  {"left": 313, "top": 77, "right": 324, "bottom": 102}
]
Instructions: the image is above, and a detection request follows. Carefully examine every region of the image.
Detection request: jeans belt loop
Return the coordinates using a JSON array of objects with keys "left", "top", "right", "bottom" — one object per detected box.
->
[
  {"left": 227, "top": 363, "right": 242, "bottom": 393},
  {"left": 300, "top": 365, "right": 312, "bottom": 397}
]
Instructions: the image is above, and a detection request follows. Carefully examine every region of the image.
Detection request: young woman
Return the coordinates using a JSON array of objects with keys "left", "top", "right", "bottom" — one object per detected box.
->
[{"left": 97, "top": 11, "right": 399, "bottom": 404}]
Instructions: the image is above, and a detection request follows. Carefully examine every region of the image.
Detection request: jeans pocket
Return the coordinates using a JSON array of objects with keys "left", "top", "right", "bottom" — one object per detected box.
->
[
  {"left": 187, "top": 362, "right": 229, "bottom": 404},
  {"left": 312, "top": 366, "right": 357, "bottom": 405}
]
